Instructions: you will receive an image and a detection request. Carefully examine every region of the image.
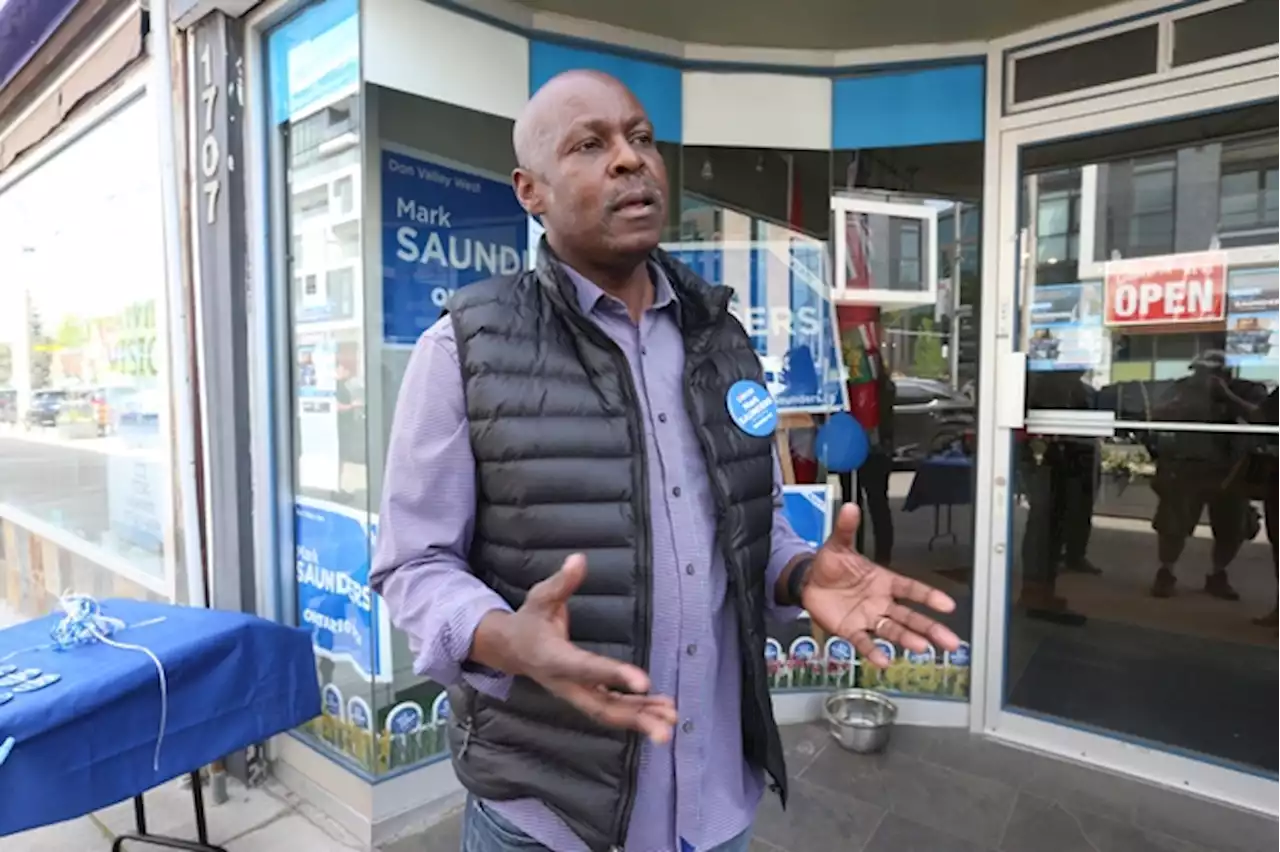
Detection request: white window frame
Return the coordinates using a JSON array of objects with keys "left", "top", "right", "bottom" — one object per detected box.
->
[
  {"left": 1002, "top": 0, "right": 1278, "bottom": 115},
  {"left": 830, "top": 196, "right": 940, "bottom": 308}
]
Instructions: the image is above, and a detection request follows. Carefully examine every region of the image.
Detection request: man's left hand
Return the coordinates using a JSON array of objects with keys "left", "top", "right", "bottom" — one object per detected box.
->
[{"left": 800, "top": 503, "right": 962, "bottom": 668}]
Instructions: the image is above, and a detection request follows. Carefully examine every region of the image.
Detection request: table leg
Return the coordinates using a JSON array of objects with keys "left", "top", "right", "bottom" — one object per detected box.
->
[
  {"left": 110, "top": 772, "right": 229, "bottom": 852},
  {"left": 927, "top": 504, "right": 959, "bottom": 551}
]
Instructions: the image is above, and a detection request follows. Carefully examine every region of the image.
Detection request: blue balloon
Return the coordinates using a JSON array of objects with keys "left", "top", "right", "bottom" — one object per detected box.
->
[{"left": 817, "top": 412, "right": 869, "bottom": 473}]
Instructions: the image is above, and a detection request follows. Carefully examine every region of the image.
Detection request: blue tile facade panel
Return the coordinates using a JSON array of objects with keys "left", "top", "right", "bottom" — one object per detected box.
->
[
  {"left": 529, "top": 40, "right": 683, "bottom": 142},
  {"left": 832, "top": 63, "right": 985, "bottom": 149}
]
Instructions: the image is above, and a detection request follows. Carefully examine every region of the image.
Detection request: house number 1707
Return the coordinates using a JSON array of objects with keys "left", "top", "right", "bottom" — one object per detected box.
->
[{"left": 199, "top": 40, "right": 221, "bottom": 226}]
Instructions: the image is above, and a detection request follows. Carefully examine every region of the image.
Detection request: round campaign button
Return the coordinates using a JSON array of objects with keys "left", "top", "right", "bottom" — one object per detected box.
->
[
  {"left": 12, "top": 673, "right": 60, "bottom": 693},
  {"left": 0, "top": 668, "right": 39, "bottom": 689},
  {"left": 725, "top": 380, "right": 779, "bottom": 438}
]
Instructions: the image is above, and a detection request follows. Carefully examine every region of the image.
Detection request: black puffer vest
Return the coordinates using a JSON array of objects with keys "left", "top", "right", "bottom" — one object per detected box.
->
[{"left": 444, "top": 243, "right": 787, "bottom": 851}]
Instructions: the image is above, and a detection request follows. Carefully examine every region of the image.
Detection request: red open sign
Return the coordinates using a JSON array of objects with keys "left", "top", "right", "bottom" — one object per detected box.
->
[{"left": 1104, "top": 251, "right": 1227, "bottom": 327}]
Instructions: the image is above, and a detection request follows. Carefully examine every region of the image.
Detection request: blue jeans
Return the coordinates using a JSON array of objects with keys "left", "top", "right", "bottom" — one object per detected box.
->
[{"left": 461, "top": 798, "right": 752, "bottom": 852}]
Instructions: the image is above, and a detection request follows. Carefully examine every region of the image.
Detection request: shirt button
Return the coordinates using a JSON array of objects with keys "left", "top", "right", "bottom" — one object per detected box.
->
[
  {"left": 685, "top": 563, "right": 695, "bottom": 576},
  {"left": 672, "top": 486, "right": 681, "bottom": 497},
  {"left": 682, "top": 720, "right": 694, "bottom": 734},
  {"left": 657, "top": 412, "right": 667, "bottom": 423},
  {"left": 686, "top": 643, "right": 697, "bottom": 656},
  {"left": 640, "top": 346, "right": 648, "bottom": 356}
]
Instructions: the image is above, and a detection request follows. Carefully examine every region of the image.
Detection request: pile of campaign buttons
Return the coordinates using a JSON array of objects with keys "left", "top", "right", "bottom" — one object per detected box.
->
[
  {"left": 0, "top": 664, "right": 62, "bottom": 704},
  {"left": 14, "top": 673, "right": 61, "bottom": 692}
]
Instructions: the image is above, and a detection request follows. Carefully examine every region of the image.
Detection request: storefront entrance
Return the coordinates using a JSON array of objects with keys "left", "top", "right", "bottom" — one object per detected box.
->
[{"left": 978, "top": 59, "right": 1278, "bottom": 812}]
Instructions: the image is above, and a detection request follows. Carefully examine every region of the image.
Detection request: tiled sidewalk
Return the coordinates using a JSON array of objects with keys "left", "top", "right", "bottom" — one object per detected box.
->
[
  {"left": 6, "top": 775, "right": 366, "bottom": 852},
  {"left": 388, "top": 724, "right": 1278, "bottom": 852},
  {"left": 7, "top": 724, "right": 1278, "bottom": 852}
]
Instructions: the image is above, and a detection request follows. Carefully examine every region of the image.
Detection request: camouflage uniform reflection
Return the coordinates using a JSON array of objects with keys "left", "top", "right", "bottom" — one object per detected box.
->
[
  {"left": 1149, "top": 352, "right": 1268, "bottom": 600},
  {"left": 1019, "top": 370, "right": 1098, "bottom": 619},
  {"left": 1245, "top": 387, "right": 1277, "bottom": 626}
]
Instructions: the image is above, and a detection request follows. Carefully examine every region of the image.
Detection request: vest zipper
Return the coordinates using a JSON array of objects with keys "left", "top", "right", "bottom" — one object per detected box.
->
[
  {"left": 561, "top": 313, "right": 652, "bottom": 849},
  {"left": 458, "top": 718, "right": 474, "bottom": 758},
  {"left": 614, "top": 356, "right": 651, "bottom": 850},
  {"left": 459, "top": 687, "right": 477, "bottom": 758},
  {"left": 682, "top": 348, "right": 782, "bottom": 794}
]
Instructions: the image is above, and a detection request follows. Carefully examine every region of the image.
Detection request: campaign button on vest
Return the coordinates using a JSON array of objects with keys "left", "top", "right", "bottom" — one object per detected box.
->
[{"left": 726, "top": 380, "right": 779, "bottom": 437}]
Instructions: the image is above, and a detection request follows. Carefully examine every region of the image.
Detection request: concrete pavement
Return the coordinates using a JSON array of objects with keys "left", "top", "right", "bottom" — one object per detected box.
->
[{"left": 6, "top": 774, "right": 370, "bottom": 852}]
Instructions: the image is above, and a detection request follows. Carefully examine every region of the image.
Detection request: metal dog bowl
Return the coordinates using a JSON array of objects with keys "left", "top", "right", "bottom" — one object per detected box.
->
[{"left": 822, "top": 689, "right": 897, "bottom": 754}]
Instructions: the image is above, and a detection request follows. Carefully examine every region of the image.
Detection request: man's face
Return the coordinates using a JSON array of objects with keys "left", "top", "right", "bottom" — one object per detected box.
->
[{"left": 514, "top": 79, "right": 668, "bottom": 265}]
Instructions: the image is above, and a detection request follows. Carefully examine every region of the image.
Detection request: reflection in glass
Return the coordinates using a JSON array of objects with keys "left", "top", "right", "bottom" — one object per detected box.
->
[
  {"left": 361, "top": 87, "right": 539, "bottom": 774},
  {"left": 0, "top": 94, "right": 181, "bottom": 612},
  {"left": 288, "top": 94, "right": 367, "bottom": 505},
  {"left": 837, "top": 206, "right": 934, "bottom": 295},
  {"left": 281, "top": 88, "right": 383, "bottom": 771},
  {"left": 1009, "top": 110, "right": 1279, "bottom": 774},
  {"left": 808, "top": 144, "right": 984, "bottom": 701}
]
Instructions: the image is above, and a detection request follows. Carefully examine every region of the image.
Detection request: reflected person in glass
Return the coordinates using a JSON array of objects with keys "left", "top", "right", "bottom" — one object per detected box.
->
[
  {"left": 1149, "top": 351, "right": 1268, "bottom": 600},
  {"left": 371, "top": 70, "right": 961, "bottom": 852},
  {"left": 1018, "top": 370, "right": 1097, "bottom": 623}
]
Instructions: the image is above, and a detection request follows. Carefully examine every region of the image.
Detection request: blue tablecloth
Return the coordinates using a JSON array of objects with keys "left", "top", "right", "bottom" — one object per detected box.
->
[
  {"left": 903, "top": 455, "right": 974, "bottom": 511},
  {"left": 0, "top": 599, "right": 320, "bottom": 836}
]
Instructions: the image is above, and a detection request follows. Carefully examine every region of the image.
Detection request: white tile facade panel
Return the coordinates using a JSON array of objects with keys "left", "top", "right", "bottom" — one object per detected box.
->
[
  {"left": 682, "top": 71, "right": 831, "bottom": 149},
  {"left": 363, "top": 0, "right": 529, "bottom": 119}
]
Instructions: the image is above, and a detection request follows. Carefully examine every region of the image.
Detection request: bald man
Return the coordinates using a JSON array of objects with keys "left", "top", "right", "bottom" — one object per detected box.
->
[{"left": 372, "top": 70, "right": 959, "bottom": 852}]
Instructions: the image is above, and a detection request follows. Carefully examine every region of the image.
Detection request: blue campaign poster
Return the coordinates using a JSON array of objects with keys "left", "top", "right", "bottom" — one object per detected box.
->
[
  {"left": 1026, "top": 282, "right": 1105, "bottom": 372},
  {"left": 295, "top": 497, "right": 393, "bottom": 681},
  {"left": 1224, "top": 267, "right": 1278, "bottom": 373},
  {"left": 382, "top": 149, "right": 529, "bottom": 345},
  {"left": 663, "top": 240, "right": 847, "bottom": 412},
  {"left": 782, "top": 484, "right": 833, "bottom": 551}
]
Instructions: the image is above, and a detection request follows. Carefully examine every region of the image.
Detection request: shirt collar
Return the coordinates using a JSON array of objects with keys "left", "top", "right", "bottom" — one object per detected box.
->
[{"left": 558, "top": 260, "right": 681, "bottom": 325}]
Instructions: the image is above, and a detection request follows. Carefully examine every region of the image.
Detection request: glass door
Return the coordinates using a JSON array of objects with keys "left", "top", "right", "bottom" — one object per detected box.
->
[{"left": 983, "top": 75, "right": 1279, "bottom": 808}]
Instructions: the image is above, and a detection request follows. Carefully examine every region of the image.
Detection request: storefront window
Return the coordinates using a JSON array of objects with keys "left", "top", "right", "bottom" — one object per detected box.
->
[
  {"left": 824, "top": 143, "right": 984, "bottom": 698},
  {"left": 1011, "top": 105, "right": 1279, "bottom": 774},
  {"left": 681, "top": 146, "right": 830, "bottom": 241},
  {"left": 264, "top": 0, "right": 390, "bottom": 773},
  {"left": 0, "top": 90, "right": 186, "bottom": 625},
  {"left": 362, "top": 85, "right": 531, "bottom": 773},
  {"left": 678, "top": 143, "right": 979, "bottom": 699}
]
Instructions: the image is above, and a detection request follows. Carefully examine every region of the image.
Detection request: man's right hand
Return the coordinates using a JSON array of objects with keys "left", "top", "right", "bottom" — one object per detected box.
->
[{"left": 471, "top": 554, "right": 677, "bottom": 744}]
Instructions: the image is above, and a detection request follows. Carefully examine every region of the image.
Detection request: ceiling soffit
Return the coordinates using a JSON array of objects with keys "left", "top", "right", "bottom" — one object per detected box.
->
[{"left": 502, "top": 0, "right": 1124, "bottom": 51}]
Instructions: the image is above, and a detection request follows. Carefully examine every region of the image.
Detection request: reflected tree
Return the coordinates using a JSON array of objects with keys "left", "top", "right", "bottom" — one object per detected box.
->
[{"left": 914, "top": 317, "right": 947, "bottom": 379}]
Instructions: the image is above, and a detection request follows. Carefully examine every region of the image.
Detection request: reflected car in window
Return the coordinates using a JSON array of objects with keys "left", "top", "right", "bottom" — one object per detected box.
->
[
  {"left": 24, "top": 389, "right": 68, "bottom": 429},
  {"left": 890, "top": 377, "right": 975, "bottom": 467}
]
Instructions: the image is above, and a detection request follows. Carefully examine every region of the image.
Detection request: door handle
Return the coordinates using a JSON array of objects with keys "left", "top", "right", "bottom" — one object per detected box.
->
[{"left": 996, "top": 351, "right": 1027, "bottom": 430}]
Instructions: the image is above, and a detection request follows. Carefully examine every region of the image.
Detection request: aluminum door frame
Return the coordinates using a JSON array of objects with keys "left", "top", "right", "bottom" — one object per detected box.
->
[{"left": 970, "top": 53, "right": 1279, "bottom": 815}]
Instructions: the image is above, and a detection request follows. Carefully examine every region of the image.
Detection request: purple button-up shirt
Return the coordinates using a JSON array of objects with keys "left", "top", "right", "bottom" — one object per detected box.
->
[{"left": 371, "top": 262, "right": 809, "bottom": 852}]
